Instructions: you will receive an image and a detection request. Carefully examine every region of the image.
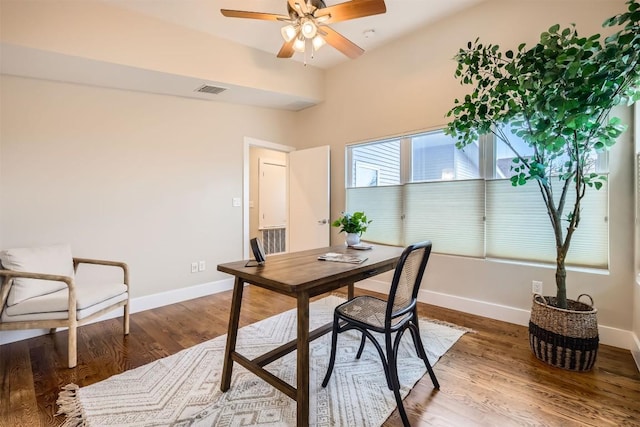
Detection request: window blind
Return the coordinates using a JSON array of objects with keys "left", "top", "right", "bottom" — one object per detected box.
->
[
  {"left": 404, "top": 180, "right": 485, "bottom": 257},
  {"left": 346, "top": 186, "right": 403, "bottom": 246},
  {"left": 347, "top": 180, "right": 485, "bottom": 256},
  {"left": 486, "top": 179, "right": 609, "bottom": 268}
]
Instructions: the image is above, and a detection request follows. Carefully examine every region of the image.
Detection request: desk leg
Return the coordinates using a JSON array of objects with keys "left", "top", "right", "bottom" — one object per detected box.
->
[
  {"left": 221, "top": 277, "right": 244, "bottom": 392},
  {"left": 296, "top": 292, "right": 310, "bottom": 427},
  {"left": 347, "top": 282, "right": 354, "bottom": 300}
]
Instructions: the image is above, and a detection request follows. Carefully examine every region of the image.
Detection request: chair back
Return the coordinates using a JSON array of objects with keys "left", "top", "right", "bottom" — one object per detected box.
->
[{"left": 386, "top": 241, "right": 432, "bottom": 321}]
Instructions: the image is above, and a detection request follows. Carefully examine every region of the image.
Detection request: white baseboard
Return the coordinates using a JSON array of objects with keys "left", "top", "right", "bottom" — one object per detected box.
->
[
  {"left": 0, "top": 278, "right": 235, "bottom": 346},
  {"left": 129, "top": 278, "right": 235, "bottom": 313},
  {"left": 632, "top": 333, "right": 640, "bottom": 372},
  {"left": 356, "top": 278, "right": 635, "bottom": 351}
]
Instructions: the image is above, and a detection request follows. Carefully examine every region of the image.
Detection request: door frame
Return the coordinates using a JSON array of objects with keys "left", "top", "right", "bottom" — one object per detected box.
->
[{"left": 243, "top": 136, "right": 295, "bottom": 260}]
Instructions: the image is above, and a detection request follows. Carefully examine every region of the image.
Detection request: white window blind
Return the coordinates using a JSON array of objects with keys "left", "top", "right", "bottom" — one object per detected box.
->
[
  {"left": 404, "top": 180, "right": 485, "bottom": 257},
  {"left": 346, "top": 186, "right": 403, "bottom": 246},
  {"left": 486, "top": 179, "right": 609, "bottom": 268},
  {"left": 347, "top": 180, "right": 485, "bottom": 256}
]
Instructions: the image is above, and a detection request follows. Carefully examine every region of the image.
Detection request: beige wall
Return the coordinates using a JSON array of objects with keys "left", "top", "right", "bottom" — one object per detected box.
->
[
  {"left": 0, "top": 75, "right": 296, "bottom": 297},
  {"left": 634, "top": 105, "right": 640, "bottom": 364},
  {"left": 294, "top": 0, "right": 635, "bottom": 332}
]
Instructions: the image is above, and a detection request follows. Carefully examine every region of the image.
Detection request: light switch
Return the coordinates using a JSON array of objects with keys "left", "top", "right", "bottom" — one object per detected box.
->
[{"left": 232, "top": 197, "right": 241, "bottom": 207}]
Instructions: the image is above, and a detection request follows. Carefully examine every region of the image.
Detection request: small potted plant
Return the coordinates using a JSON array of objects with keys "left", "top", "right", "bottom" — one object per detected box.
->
[{"left": 331, "top": 211, "right": 372, "bottom": 246}]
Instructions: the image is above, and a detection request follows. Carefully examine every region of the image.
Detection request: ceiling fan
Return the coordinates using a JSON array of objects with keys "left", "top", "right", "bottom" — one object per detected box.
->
[{"left": 220, "top": 0, "right": 387, "bottom": 59}]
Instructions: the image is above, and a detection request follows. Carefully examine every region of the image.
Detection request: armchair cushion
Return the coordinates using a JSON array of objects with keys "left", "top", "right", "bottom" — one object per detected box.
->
[
  {"left": 4, "top": 283, "right": 128, "bottom": 317},
  {"left": 0, "top": 244, "right": 74, "bottom": 306}
]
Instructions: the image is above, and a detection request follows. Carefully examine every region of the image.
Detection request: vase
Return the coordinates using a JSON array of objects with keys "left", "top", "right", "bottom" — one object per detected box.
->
[
  {"left": 529, "top": 294, "right": 599, "bottom": 371},
  {"left": 345, "top": 233, "right": 361, "bottom": 246}
]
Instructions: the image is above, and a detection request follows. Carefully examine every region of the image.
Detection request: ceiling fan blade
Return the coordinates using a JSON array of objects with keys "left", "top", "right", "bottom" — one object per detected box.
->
[
  {"left": 277, "top": 39, "right": 296, "bottom": 58},
  {"left": 320, "top": 26, "right": 364, "bottom": 59},
  {"left": 315, "top": 0, "right": 386, "bottom": 24},
  {"left": 287, "top": 0, "right": 309, "bottom": 16},
  {"left": 220, "top": 9, "right": 289, "bottom": 21}
]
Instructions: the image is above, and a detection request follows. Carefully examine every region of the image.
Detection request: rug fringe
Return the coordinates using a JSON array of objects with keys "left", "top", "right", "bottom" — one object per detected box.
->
[
  {"left": 422, "top": 317, "right": 476, "bottom": 333},
  {"left": 56, "top": 383, "right": 87, "bottom": 427}
]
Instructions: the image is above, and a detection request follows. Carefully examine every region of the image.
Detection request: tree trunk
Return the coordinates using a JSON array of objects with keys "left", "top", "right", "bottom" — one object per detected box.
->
[{"left": 555, "top": 258, "right": 567, "bottom": 309}]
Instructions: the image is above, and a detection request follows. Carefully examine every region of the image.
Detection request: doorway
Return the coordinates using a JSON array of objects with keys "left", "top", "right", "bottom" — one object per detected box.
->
[
  {"left": 250, "top": 148, "right": 287, "bottom": 255},
  {"left": 242, "top": 137, "right": 331, "bottom": 260}
]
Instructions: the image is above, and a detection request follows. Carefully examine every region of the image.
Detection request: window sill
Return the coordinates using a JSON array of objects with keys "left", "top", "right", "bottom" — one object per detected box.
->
[{"left": 485, "top": 256, "right": 610, "bottom": 276}]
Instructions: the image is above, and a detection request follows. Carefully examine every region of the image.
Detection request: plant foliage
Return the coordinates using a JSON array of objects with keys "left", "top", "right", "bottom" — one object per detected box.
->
[
  {"left": 331, "top": 211, "right": 372, "bottom": 235},
  {"left": 445, "top": 0, "right": 640, "bottom": 309}
]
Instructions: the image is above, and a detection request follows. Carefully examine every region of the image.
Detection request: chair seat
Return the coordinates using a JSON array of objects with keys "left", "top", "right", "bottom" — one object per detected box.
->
[
  {"left": 2, "top": 283, "right": 128, "bottom": 321},
  {"left": 337, "top": 295, "right": 408, "bottom": 329}
]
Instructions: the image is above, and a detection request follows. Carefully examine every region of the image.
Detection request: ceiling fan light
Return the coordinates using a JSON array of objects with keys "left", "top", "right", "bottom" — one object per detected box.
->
[
  {"left": 300, "top": 19, "right": 317, "bottom": 38},
  {"left": 281, "top": 24, "right": 298, "bottom": 42},
  {"left": 312, "top": 35, "right": 326, "bottom": 51},
  {"left": 293, "top": 36, "right": 306, "bottom": 53}
]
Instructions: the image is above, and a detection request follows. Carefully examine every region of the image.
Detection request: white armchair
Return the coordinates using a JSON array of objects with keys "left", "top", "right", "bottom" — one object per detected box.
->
[{"left": 0, "top": 244, "right": 130, "bottom": 368}]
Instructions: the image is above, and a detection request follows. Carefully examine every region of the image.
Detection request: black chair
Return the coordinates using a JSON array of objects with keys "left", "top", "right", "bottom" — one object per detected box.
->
[{"left": 321, "top": 241, "right": 439, "bottom": 427}]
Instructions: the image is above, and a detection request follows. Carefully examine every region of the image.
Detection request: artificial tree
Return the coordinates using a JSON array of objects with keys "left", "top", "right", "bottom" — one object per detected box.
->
[{"left": 445, "top": 0, "right": 640, "bottom": 309}]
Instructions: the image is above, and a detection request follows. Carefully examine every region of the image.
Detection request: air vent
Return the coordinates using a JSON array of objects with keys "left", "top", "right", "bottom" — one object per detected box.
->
[
  {"left": 261, "top": 228, "right": 286, "bottom": 255},
  {"left": 195, "top": 84, "right": 227, "bottom": 95}
]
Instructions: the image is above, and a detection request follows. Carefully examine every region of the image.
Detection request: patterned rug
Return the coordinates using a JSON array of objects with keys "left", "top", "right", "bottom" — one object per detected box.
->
[{"left": 58, "top": 296, "right": 469, "bottom": 426}]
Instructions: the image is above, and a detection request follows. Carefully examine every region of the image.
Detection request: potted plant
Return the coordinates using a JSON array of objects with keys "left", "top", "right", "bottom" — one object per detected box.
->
[
  {"left": 331, "top": 211, "right": 372, "bottom": 246},
  {"left": 445, "top": 0, "right": 640, "bottom": 370}
]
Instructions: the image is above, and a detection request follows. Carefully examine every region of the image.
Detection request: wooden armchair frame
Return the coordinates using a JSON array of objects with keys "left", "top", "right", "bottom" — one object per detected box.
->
[{"left": 0, "top": 258, "right": 130, "bottom": 368}]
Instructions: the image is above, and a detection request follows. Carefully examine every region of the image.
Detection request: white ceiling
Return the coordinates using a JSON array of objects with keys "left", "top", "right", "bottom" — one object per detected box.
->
[
  {"left": 106, "top": 0, "right": 483, "bottom": 69},
  {"left": 1, "top": 0, "right": 484, "bottom": 110}
]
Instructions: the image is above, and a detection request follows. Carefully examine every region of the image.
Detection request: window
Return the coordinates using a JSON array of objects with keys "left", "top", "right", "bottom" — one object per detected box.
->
[
  {"left": 354, "top": 161, "right": 379, "bottom": 187},
  {"left": 346, "top": 130, "right": 484, "bottom": 257},
  {"left": 348, "top": 139, "right": 400, "bottom": 187},
  {"left": 488, "top": 124, "right": 609, "bottom": 267},
  {"left": 345, "top": 127, "right": 610, "bottom": 268},
  {"left": 493, "top": 123, "right": 605, "bottom": 179},
  {"left": 412, "top": 132, "right": 480, "bottom": 181}
]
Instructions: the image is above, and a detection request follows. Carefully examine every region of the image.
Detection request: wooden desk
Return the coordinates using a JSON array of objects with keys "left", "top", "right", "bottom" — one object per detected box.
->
[{"left": 217, "top": 243, "right": 404, "bottom": 427}]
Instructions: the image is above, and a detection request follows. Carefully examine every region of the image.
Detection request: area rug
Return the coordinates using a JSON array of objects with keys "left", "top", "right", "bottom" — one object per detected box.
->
[{"left": 58, "top": 295, "right": 469, "bottom": 426}]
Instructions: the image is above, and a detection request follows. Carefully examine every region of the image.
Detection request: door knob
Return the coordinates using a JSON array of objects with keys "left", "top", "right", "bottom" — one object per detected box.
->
[{"left": 318, "top": 219, "right": 328, "bottom": 224}]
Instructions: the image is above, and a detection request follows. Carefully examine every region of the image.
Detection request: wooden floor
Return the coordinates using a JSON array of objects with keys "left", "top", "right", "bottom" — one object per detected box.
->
[{"left": 2, "top": 285, "right": 639, "bottom": 426}]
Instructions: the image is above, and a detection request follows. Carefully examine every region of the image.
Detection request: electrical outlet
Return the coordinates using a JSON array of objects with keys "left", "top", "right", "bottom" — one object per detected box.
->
[
  {"left": 532, "top": 280, "right": 543, "bottom": 294},
  {"left": 191, "top": 262, "right": 198, "bottom": 273},
  {"left": 198, "top": 260, "right": 206, "bottom": 272}
]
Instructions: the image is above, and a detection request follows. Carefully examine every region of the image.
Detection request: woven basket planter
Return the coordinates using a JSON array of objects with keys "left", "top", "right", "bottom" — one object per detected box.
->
[{"left": 529, "top": 294, "right": 599, "bottom": 371}]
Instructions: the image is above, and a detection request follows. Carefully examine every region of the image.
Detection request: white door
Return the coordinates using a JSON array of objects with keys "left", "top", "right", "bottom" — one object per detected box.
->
[
  {"left": 289, "top": 146, "right": 330, "bottom": 252},
  {"left": 259, "top": 159, "right": 287, "bottom": 229}
]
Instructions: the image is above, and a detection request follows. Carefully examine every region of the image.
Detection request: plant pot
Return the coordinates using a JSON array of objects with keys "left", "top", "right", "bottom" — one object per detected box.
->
[
  {"left": 529, "top": 294, "right": 599, "bottom": 371},
  {"left": 345, "top": 233, "right": 361, "bottom": 246}
]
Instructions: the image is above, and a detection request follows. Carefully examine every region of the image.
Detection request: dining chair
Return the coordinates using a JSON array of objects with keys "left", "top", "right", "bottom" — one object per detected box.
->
[{"left": 321, "top": 240, "right": 439, "bottom": 427}]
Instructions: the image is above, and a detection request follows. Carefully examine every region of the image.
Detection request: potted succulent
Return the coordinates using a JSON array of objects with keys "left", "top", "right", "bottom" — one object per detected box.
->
[
  {"left": 331, "top": 211, "right": 372, "bottom": 246},
  {"left": 445, "top": 0, "right": 640, "bottom": 370}
]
